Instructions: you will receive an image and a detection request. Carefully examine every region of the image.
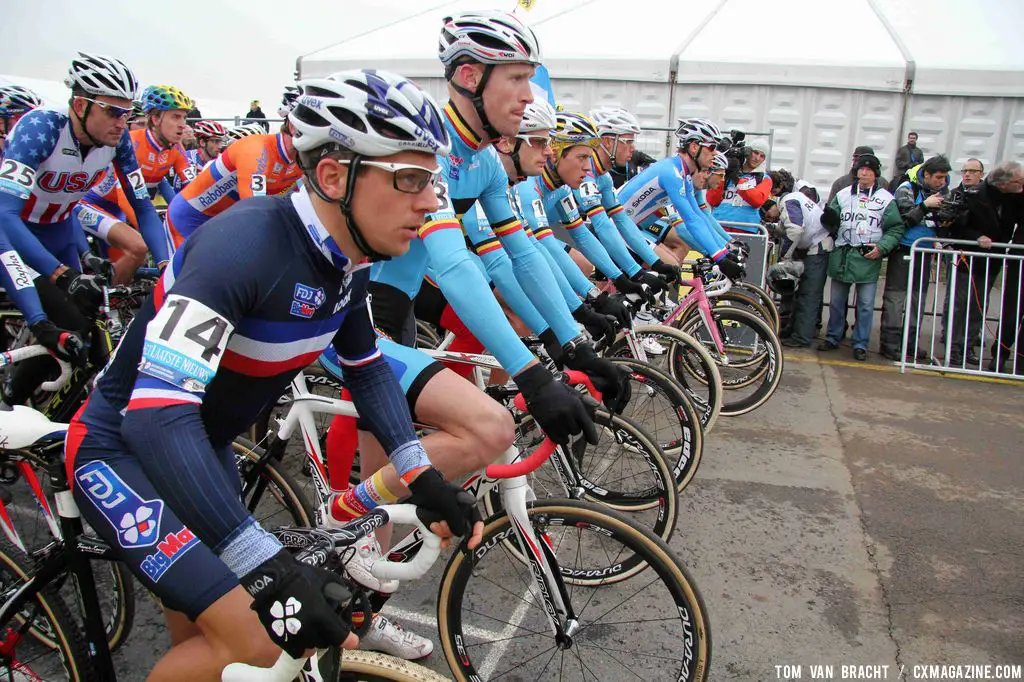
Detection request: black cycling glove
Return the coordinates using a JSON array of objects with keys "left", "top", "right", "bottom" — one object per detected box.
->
[
  {"left": 406, "top": 467, "right": 481, "bottom": 537},
  {"left": 572, "top": 303, "right": 616, "bottom": 348},
  {"left": 514, "top": 363, "right": 598, "bottom": 445},
  {"left": 561, "top": 340, "right": 631, "bottom": 413},
  {"left": 241, "top": 549, "right": 354, "bottom": 659},
  {"left": 55, "top": 269, "right": 104, "bottom": 316},
  {"left": 588, "top": 291, "right": 631, "bottom": 329},
  {"left": 651, "top": 260, "right": 681, "bottom": 284},
  {"left": 29, "top": 320, "right": 87, "bottom": 367}
]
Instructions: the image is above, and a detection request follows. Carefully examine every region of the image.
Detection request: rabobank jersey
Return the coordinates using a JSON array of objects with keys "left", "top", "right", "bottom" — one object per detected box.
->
[
  {"left": 0, "top": 108, "right": 165, "bottom": 276},
  {"left": 618, "top": 156, "right": 729, "bottom": 260},
  {"left": 165, "top": 133, "right": 300, "bottom": 243}
]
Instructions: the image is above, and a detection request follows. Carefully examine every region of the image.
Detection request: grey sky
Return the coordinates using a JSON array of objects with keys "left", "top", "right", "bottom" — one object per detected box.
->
[{"left": 1, "top": 0, "right": 426, "bottom": 117}]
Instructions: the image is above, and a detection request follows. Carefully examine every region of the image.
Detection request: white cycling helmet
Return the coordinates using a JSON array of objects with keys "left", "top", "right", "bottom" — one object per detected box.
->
[
  {"left": 438, "top": 11, "right": 541, "bottom": 68},
  {"left": 711, "top": 151, "right": 729, "bottom": 172},
  {"left": 0, "top": 85, "right": 43, "bottom": 116},
  {"left": 290, "top": 69, "right": 449, "bottom": 158},
  {"left": 64, "top": 52, "right": 138, "bottom": 100},
  {"left": 225, "top": 124, "right": 265, "bottom": 142},
  {"left": 590, "top": 107, "right": 641, "bottom": 137},
  {"left": 675, "top": 118, "right": 724, "bottom": 148},
  {"left": 518, "top": 98, "right": 556, "bottom": 138},
  {"left": 278, "top": 85, "right": 301, "bottom": 118}
]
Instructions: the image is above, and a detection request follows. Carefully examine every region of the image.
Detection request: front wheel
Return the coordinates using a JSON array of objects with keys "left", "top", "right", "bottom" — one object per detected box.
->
[{"left": 437, "top": 500, "right": 711, "bottom": 682}]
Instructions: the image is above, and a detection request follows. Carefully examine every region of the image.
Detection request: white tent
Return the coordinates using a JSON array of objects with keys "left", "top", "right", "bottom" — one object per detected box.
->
[
  {"left": 0, "top": 74, "right": 254, "bottom": 123},
  {"left": 299, "top": 0, "right": 1024, "bottom": 189}
]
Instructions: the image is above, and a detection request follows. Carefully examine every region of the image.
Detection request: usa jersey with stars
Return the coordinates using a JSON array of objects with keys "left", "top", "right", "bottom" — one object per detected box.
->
[{"left": 0, "top": 108, "right": 167, "bottom": 276}]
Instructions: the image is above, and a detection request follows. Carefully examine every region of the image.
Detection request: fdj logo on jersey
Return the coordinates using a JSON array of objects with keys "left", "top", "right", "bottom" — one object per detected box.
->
[
  {"left": 141, "top": 526, "right": 200, "bottom": 582},
  {"left": 75, "top": 462, "right": 164, "bottom": 549},
  {"left": 291, "top": 282, "right": 326, "bottom": 319}
]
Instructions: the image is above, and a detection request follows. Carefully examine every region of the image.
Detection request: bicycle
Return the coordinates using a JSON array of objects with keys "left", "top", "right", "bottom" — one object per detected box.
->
[
  {"left": 0, "top": 407, "right": 451, "bottom": 681},
  {"left": 242, "top": 364, "right": 679, "bottom": 544},
  {"left": 235, "top": 373, "right": 711, "bottom": 682},
  {"left": 610, "top": 260, "right": 784, "bottom": 416}
]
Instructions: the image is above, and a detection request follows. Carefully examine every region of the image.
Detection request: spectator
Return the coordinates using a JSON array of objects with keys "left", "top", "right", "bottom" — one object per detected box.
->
[
  {"left": 947, "top": 160, "right": 1024, "bottom": 367},
  {"left": 818, "top": 154, "right": 905, "bottom": 361},
  {"left": 187, "top": 105, "right": 203, "bottom": 122},
  {"left": 708, "top": 138, "right": 773, "bottom": 231},
  {"left": 954, "top": 158, "right": 985, "bottom": 194},
  {"left": 878, "top": 155, "right": 951, "bottom": 360},
  {"left": 767, "top": 180, "right": 834, "bottom": 348},
  {"left": 242, "top": 99, "right": 268, "bottom": 131},
  {"left": 827, "top": 146, "right": 889, "bottom": 203},
  {"left": 891, "top": 131, "right": 925, "bottom": 191}
]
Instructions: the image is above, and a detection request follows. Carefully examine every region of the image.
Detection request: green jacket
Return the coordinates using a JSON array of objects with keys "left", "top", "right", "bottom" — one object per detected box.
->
[{"left": 827, "top": 184, "right": 905, "bottom": 283}]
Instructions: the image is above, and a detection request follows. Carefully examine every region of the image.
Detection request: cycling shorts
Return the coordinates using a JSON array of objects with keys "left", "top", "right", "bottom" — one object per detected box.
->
[
  {"left": 318, "top": 338, "right": 443, "bottom": 420},
  {"left": 65, "top": 390, "right": 239, "bottom": 621}
]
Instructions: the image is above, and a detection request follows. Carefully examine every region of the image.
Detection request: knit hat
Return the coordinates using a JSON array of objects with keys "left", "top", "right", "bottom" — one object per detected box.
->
[
  {"left": 853, "top": 153, "right": 881, "bottom": 177},
  {"left": 853, "top": 145, "right": 874, "bottom": 157}
]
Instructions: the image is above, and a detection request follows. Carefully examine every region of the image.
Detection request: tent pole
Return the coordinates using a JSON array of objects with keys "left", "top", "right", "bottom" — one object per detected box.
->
[{"left": 866, "top": 0, "right": 916, "bottom": 165}]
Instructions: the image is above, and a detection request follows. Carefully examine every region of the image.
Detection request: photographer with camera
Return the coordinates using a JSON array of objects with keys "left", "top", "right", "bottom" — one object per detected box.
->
[
  {"left": 878, "top": 155, "right": 951, "bottom": 361},
  {"left": 707, "top": 131, "right": 773, "bottom": 231},
  {"left": 946, "top": 160, "right": 1024, "bottom": 369},
  {"left": 817, "top": 154, "right": 904, "bottom": 361}
]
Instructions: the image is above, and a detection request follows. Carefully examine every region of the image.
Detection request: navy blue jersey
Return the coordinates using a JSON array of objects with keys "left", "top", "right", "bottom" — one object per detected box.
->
[{"left": 95, "top": 189, "right": 379, "bottom": 446}]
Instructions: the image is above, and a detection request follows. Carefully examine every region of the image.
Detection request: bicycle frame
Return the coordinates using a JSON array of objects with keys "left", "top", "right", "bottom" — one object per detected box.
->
[
  {"left": 273, "top": 378, "right": 582, "bottom": 643},
  {"left": 0, "top": 444, "right": 119, "bottom": 680}
]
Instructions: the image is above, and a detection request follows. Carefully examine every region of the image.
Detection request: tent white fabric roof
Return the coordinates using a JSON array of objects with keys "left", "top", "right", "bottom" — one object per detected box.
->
[
  {"left": 299, "top": 0, "right": 1024, "bottom": 98},
  {"left": 0, "top": 74, "right": 254, "bottom": 122}
]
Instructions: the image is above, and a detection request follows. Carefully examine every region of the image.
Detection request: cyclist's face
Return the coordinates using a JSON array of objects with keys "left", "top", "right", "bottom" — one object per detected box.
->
[
  {"left": 157, "top": 110, "right": 188, "bottom": 144},
  {"left": 707, "top": 170, "right": 725, "bottom": 190},
  {"left": 80, "top": 95, "right": 132, "bottom": 146},
  {"left": 480, "top": 63, "right": 535, "bottom": 138},
  {"left": 612, "top": 135, "right": 635, "bottom": 166},
  {"left": 519, "top": 135, "right": 553, "bottom": 176},
  {"left": 697, "top": 145, "right": 715, "bottom": 170},
  {"left": 353, "top": 150, "right": 441, "bottom": 257},
  {"left": 692, "top": 169, "right": 709, "bottom": 190},
  {"left": 556, "top": 146, "right": 593, "bottom": 188},
  {"left": 201, "top": 138, "right": 223, "bottom": 159}
]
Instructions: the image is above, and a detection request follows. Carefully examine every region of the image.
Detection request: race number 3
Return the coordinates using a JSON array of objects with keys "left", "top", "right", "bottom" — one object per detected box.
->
[
  {"left": 0, "top": 159, "right": 36, "bottom": 200},
  {"left": 182, "top": 165, "right": 198, "bottom": 182},
  {"left": 141, "top": 295, "right": 234, "bottom": 392},
  {"left": 251, "top": 174, "right": 267, "bottom": 196}
]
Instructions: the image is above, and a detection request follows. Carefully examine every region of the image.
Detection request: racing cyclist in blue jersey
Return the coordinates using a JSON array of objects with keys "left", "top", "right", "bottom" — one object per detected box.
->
[
  {"left": 586, "top": 107, "right": 681, "bottom": 283},
  {"left": 0, "top": 85, "right": 43, "bottom": 147},
  {"left": 368, "top": 11, "right": 622, "bottom": 440},
  {"left": 531, "top": 114, "right": 662, "bottom": 300},
  {"left": 617, "top": 118, "right": 745, "bottom": 281},
  {"left": 654, "top": 151, "right": 733, "bottom": 265},
  {"left": 66, "top": 68, "right": 481, "bottom": 679},
  {"left": 0, "top": 53, "right": 170, "bottom": 406}
]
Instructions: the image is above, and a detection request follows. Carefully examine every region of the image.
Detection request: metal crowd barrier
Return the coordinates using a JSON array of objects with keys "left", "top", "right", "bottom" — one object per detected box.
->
[
  {"left": 899, "top": 237, "right": 1024, "bottom": 381},
  {"left": 719, "top": 221, "right": 773, "bottom": 290}
]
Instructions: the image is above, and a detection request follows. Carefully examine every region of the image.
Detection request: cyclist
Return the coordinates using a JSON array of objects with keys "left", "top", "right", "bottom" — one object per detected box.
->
[
  {"left": 618, "top": 118, "right": 745, "bottom": 280},
  {"left": 165, "top": 116, "right": 301, "bottom": 246},
  {"left": 0, "top": 52, "right": 168, "bottom": 405},
  {"left": 127, "top": 100, "right": 146, "bottom": 131},
  {"left": 588, "top": 106, "right": 680, "bottom": 283},
  {"left": 75, "top": 84, "right": 196, "bottom": 281},
  {"left": 505, "top": 99, "right": 632, "bottom": 341},
  {"left": 369, "top": 11, "right": 617, "bottom": 438},
  {"left": 535, "top": 112, "right": 667, "bottom": 299},
  {"left": 0, "top": 85, "right": 43, "bottom": 146},
  {"left": 224, "top": 123, "right": 266, "bottom": 144},
  {"left": 708, "top": 137, "right": 773, "bottom": 230},
  {"left": 186, "top": 120, "right": 228, "bottom": 173},
  {"left": 66, "top": 68, "right": 479, "bottom": 679}
]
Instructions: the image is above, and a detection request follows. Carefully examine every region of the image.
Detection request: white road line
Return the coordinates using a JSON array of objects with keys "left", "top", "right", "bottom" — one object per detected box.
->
[
  {"left": 477, "top": 583, "right": 537, "bottom": 680},
  {"left": 382, "top": 604, "right": 503, "bottom": 642}
]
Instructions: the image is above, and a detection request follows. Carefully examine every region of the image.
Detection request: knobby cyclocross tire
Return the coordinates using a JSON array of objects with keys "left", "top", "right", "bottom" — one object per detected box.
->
[
  {"left": 330, "top": 649, "right": 450, "bottom": 681},
  {"left": 609, "top": 325, "right": 723, "bottom": 433},
  {"left": 437, "top": 500, "right": 711, "bottom": 682},
  {"left": 732, "top": 281, "right": 780, "bottom": 331},
  {"left": 676, "top": 307, "right": 784, "bottom": 416},
  {"left": 607, "top": 357, "right": 705, "bottom": 493},
  {"left": 0, "top": 537, "right": 97, "bottom": 681},
  {"left": 483, "top": 409, "right": 678, "bottom": 545}
]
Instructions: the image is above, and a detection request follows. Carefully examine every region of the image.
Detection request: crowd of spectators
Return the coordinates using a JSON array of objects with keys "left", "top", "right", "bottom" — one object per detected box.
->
[{"left": 762, "top": 140, "right": 1024, "bottom": 372}]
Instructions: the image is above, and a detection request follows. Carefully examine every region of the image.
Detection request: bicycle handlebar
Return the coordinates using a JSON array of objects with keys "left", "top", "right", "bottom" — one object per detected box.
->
[{"left": 0, "top": 345, "right": 71, "bottom": 391}]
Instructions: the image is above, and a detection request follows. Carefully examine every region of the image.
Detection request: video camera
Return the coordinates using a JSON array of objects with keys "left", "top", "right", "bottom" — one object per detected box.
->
[{"left": 935, "top": 190, "right": 969, "bottom": 232}]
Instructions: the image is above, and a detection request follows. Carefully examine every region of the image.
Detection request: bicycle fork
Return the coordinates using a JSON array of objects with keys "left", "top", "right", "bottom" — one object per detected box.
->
[{"left": 500, "top": 475, "right": 580, "bottom": 645}]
